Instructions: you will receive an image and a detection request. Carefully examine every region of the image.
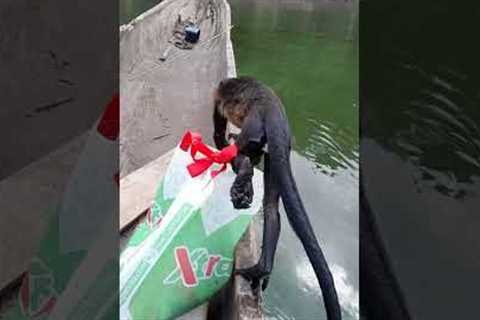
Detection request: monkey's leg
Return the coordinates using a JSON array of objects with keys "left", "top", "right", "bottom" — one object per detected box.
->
[{"left": 236, "top": 154, "right": 281, "bottom": 292}]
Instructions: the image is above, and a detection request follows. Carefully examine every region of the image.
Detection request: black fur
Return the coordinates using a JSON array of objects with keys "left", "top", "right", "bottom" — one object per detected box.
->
[{"left": 213, "top": 77, "right": 342, "bottom": 320}]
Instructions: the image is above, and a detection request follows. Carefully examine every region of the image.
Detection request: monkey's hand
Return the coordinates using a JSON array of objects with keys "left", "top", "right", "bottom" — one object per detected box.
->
[
  {"left": 230, "top": 155, "right": 254, "bottom": 209},
  {"left": 231, "top": 178, "right": 253, "bottom": 209},
  {"left": 235, "top": 263, "right": 271, "bottom": 292}
]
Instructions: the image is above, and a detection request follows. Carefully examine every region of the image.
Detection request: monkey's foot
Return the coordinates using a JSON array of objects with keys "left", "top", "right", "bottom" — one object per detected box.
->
[{"left": 235, "top": 264, "right": 271, "bottom": 292}]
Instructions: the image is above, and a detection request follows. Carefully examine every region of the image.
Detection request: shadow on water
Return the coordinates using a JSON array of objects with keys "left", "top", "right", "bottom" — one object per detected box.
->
[
  {"left": 362, "top": 0, "right": 480, "bottom": 319},
  {"left": 230, "top": 0, "right": 358, "bottom": 319}
]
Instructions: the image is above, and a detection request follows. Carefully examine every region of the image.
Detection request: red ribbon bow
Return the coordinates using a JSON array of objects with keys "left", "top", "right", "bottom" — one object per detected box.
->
[{"left": 180, "top": 131, "right": 238, "bottom": 178}]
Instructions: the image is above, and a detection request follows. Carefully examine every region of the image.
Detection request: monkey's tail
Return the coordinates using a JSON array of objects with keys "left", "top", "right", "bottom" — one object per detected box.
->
[
  {"left": 272, "top": 156, "right": 342, "bottom": 320},
  {"left": 264, "top": 109, "right": 341, "bottom": 319}
]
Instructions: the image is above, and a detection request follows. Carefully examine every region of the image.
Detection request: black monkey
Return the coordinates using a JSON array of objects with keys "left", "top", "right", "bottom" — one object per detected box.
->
[{"left": 212, "top": 77, "right": 342, "bottom": 320}]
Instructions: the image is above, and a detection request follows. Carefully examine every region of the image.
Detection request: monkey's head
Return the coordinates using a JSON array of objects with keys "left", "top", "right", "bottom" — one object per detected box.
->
[{"left": 213, "top": 77, "right": 257, "bottom": 128}]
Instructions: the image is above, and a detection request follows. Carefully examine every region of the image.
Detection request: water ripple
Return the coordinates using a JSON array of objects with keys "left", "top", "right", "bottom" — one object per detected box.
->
[
  {"left": 393, "top": 61, "right": 480, "bottom": 198},
  {"left": 301, "top": 118, "right": 358, "bottom": 176}
]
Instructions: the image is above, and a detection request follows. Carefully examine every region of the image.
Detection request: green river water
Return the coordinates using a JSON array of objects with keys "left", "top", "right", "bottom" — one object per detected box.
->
[{"left": 120, "top": 1, "right": 359, "bottom": 319}]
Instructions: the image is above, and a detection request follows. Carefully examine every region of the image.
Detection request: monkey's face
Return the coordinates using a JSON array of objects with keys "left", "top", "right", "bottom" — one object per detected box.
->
[
  {"left": 224, "top": 102, "right": 248, "bottom": 128},
  {"left": 214, "top": 86, "right": 248, "bottom": 128}
]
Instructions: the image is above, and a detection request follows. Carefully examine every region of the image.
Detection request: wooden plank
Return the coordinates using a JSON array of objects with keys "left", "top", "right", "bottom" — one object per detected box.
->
[{"left": 119, "top": 149, "right": 174, "bottom": 230}]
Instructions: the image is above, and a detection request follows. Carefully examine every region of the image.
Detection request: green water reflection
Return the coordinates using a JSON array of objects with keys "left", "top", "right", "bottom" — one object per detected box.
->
[{"left": 231, "top": 1, "right": 358, "bottom": 175}]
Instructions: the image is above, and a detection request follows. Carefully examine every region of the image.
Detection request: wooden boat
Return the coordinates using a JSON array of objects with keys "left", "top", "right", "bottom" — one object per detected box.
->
[{"left": 0, "top": 0, "right": 259, "bottom": 318}]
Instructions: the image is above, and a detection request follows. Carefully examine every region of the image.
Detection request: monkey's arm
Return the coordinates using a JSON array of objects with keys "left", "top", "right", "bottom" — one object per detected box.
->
[
  {"left": 230, "top": 110, "right": 265, "bottom": 209},
  {"left": 213, "top": 103, "right": 229, "bottom": 150},
  {"left": 230, "top": 154, "right": 254, "bottom": 209}
]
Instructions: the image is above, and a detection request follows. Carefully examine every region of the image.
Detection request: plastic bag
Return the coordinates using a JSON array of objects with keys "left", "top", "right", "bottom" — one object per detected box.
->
[{"left": 120, "top": 131, "right": 263, "bottom": 320}]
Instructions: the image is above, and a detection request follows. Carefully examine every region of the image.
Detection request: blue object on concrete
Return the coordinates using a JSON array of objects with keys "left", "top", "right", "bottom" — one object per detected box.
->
[{"left": 185, "top": 25, "right": 200, "bottom": 43}]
